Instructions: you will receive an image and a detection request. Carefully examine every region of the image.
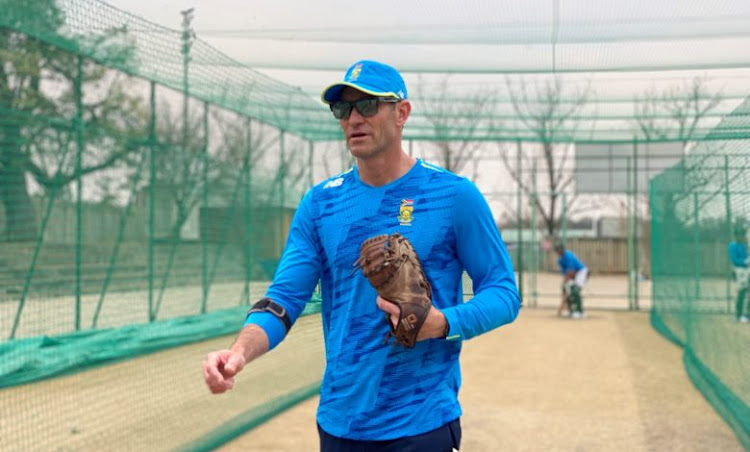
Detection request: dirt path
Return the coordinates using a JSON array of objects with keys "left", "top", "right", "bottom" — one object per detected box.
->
[
  {"left": 219, "top": 309, "right": 743, "bottom": 452},
  {"left": 0, "top": 315, "right": 324, "bottom": 452}
]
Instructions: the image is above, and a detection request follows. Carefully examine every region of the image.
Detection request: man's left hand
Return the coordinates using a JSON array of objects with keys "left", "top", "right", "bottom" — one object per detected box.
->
[{"left": 376, "top": 295, "right": 447, "bottom": 341}]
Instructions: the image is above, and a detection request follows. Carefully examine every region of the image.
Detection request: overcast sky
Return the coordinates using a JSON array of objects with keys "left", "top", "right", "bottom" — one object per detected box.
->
[
  {"left": 102, "top": 0, "right": 750, "bottom": 96},
  {"left": 97, "top": 0, "right": 750, "bottom": 223}
]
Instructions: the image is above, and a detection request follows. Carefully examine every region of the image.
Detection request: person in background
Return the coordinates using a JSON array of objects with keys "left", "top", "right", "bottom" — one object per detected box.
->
[
  {"left": 728, "top": 227, "right": 749, "bottom": 323},
  {"left": 554, "top": 242, "right": 588, "bottom": 319}
]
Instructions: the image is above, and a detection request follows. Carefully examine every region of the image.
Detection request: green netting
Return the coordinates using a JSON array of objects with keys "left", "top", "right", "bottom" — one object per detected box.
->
[
  {"left": 0, "top": 300, "right": 321, "bottom": 389},
  {"left": 1, "top": 310, "right": 325, "bottom": 451},
  {"left": 4, "top": 0, "right": 750, "bottom": 143},
  {"left": 0, "top": 0, "right": 335, "bottom": 140},
  {"left": 0, "top": 1, "right": 323, "bottom": 449},
  {"left": 650, "top": 98, "right": 750, "bottom": 450},
  {"left": 2, "top": 0, "right": 750, "bottom": 449}
]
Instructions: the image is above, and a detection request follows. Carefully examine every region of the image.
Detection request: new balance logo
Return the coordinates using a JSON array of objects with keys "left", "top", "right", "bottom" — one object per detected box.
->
[{"left": 323, "top": 177, "right": 344, "bottom": 189}]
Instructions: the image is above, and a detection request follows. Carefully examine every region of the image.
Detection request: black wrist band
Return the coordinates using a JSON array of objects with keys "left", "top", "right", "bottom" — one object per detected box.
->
[{"left": 246, "top": 298, "right": 292, "bottom": 333}]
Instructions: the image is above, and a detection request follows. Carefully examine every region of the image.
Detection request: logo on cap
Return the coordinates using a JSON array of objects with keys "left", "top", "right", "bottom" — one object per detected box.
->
[{"left": 349, "top": 63, "right": 363, "bottom": 81}]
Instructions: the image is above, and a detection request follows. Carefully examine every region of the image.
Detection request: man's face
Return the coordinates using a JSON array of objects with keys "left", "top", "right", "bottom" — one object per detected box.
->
[{"left": 337, "top": 87, "right": 407, "bottom": 160}]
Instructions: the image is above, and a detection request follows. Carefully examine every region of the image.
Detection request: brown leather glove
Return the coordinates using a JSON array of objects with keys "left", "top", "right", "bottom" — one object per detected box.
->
[{"left": 353, "top": 233, "right": 432, "bottom": 348}]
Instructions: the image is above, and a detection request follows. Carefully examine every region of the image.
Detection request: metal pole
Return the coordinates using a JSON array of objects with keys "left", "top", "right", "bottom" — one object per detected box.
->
[
  {"left": 148, "top": 81, "right": 156, "bottom": 321},
  {"left": 724, "top": 155, "right": 732, "bottom": 313},
  {"left": 531, "top": 159, "right": 538, "bottom": 307},
  {"left": 626, "top": 156, "right": 634, "bottom": 309},
  {"left": 516, "top": 140, "right": 524, "bottom": 304},
  {"left": 280, "top": 131, "right": 286, "bottom": 257},
  {"left": 180, "top": 8, "right": 194, "bottom": 121},
  {"left": 561, "top": 192, "right": 567, "bottom": 243},
  {"left": 74, "top": 55, "right": 84, "bottom": 331},
  {"left": 180, "top": 8, "right": 194, "bottom": 179},
  {"left": 201, "top": 102, "right": 209, "bottom": 314},
  {"left": 244, "top": 117, "right": 253, "bottom": 305},
  {"left": 633, "top": 140, "right": 640, "bottom": 310},
  {"left": 694, "top": 192, "right": 701, "bottom": 300}
]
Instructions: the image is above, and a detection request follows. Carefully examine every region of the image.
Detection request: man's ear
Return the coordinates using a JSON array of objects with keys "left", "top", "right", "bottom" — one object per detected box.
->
[{"left": 395, "top": 100, "right": 411, "bottom": 128}]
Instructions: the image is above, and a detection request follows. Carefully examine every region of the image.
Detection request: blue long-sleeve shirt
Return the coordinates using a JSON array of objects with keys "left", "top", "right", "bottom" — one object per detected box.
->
[
  {"left": 729, "top": 241, "right": 748, "bottom": 268},
  {"left": 246, "top": 159, "right": 520, "bottom": 440},
  {"left": 558, "top": 249, "right": 585, "bottom": 275}
]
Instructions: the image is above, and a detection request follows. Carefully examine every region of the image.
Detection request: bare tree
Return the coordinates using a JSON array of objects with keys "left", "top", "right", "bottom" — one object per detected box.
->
[
  {"left": 274, "top": 133, "right": 313, "bottom": 204},
  {"left": 633, "top": 76, "right": 726, "bottom": 208},
  {"left": 149, "top": 108, "right": 294, "bottom": 317},
  {"left": 320, "top": 141, "right": 353, "bottom": 178},
  {"left": 499, "top": 76, "right": 592, "bottom": 238},
  {"left": 148, "top": 106, "right": 300, "bottom": 239},
  {"left": 0, "top": 10, "right": 144, "bottom": 240},
  {"left": 148, "top": 103, "right": 207, "bottom": 241},
  {"left": 633, "top": 75, "right": 723, "bottom": 153},
  {"left": 416, "top": 76, "right": 497, "bottom": 181},
  {"left": 212, "top": 112, "right": 277, "bottom": 171}
]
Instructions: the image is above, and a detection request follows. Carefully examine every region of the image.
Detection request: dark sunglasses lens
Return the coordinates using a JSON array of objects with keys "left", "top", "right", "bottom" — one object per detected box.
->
[
  {"left": 354, "top": 98, "right": 379, "bottom": 117},
  {"left": 331, "top": 102, "right": 351, "bottom": 119},
  {"left": 331, "top": 98, "right": 384, "bottom": 119}
]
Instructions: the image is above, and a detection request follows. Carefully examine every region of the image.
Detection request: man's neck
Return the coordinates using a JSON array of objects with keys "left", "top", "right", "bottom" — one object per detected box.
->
[{"left": 357, "top": 149, "right": 416, "bottom": 187}]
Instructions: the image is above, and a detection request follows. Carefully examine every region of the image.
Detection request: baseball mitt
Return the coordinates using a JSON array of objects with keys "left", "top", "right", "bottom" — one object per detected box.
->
[{"left": 353, "top": 233, "right": 432, "bottom": 348}]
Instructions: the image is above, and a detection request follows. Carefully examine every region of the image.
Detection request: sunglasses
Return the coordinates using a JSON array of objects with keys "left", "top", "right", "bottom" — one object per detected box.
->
[{"left": 330, "top": 97, "right": 400, "bottom": 120}]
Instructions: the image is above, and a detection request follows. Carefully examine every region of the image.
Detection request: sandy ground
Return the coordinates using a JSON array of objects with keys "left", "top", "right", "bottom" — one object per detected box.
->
[
  {"left": 219, "top": 309, "right": 744, "bottom": 452},
  {"left": 0, "top": 315, "right": 325, "bottom": 452},
  {"left": 1, "top": 272, "right": 744, "bottom": 451}
]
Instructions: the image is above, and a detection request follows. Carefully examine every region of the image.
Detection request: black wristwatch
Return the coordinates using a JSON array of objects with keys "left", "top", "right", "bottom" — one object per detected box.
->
[{"left": 442, "top": 317, "right": 450, "bottom": 338}]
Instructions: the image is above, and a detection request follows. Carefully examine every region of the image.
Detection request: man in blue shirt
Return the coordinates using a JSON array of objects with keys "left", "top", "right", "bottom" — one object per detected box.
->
[
  {"left": 554, "top": 243, "right": 588, "bottom": 319},
  {"left": 202, "top": 60, "right": 521, "bottom": 451},
  {"left": 728, "top": 227, "right": 749, "bottom": 323}
]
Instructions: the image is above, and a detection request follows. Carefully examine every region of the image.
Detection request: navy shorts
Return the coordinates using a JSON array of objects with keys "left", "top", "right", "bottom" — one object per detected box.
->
[{"left": 317, "top": 418, "right": 461, "bottom": 452}]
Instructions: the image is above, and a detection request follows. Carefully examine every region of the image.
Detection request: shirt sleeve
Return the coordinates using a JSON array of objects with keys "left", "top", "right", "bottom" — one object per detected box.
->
[
  {"left": 245, "top": 190, "right": 322, "bottom": 349},
  {"left": 441, "top": 179, "right": 521, "bottom": 341},
  {"left": 729, "top": 243, "right": 749, "bottom": 267}
]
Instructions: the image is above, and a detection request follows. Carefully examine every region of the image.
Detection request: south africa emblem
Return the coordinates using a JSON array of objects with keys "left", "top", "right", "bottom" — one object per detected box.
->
[{"left": 398, "top": 199, "right": 414, "bottom": 226}]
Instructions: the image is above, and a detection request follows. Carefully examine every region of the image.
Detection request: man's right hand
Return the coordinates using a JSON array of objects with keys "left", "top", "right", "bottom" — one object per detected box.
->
[{"left": 203, "top": 349, "right": 247, "bottom": 394}]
